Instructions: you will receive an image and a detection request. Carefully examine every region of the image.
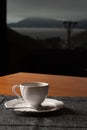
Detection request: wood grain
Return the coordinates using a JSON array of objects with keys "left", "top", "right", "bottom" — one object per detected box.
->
[{"left": 0, "top": 72, "right": 87, "bottom": 96}]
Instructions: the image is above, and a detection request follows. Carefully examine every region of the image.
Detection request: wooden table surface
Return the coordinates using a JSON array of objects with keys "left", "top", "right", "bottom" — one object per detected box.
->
[{"left": 0, "top": 72, "right": 87, "bottom": 96}]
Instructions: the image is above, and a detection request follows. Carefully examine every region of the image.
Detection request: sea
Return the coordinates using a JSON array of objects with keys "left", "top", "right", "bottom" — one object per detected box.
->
[{"left": 12, "top": 27, "right": 85, "bottom": 40}]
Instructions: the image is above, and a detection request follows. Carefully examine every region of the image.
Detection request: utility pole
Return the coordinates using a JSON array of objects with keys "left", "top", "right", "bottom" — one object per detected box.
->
[{"left": 63, "top": 21, "right": 78, "bottom": 49}]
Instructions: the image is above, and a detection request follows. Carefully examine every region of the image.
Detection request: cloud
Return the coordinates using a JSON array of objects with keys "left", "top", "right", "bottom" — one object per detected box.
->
[{"left": 7, "top": 0, "right": 87, "bottom": 23}]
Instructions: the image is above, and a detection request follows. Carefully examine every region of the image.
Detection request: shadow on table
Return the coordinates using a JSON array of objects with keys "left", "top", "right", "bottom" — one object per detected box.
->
[{"left": 15, "top": 107, "right": 79, "bottom": 117}]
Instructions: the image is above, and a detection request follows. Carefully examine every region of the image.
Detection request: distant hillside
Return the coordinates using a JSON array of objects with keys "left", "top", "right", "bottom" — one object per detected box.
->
[
  {"left": 8, "top": 17, "right": 87, "bottom": 29},
  {"left": 7, "top": 27, "right": 37, "bottom": 49},
  {"left": 7, "top": 27, "right": 64, "bottom": 49},
  {"left": 71, "top": 30, "right": 87, "bottom": 49},
  {"left": 7, "top": 27, "right": 87, "bottom": 77}
]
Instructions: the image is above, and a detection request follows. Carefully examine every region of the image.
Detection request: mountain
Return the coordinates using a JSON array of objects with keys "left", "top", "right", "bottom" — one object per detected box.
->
[
  {"left": 8, "top": 17, "right": 64, "bottom": 28},
  {"left": 8, "top": 17, "right": 87, "bottom": 29},
  {"left": 76, "top": 20, "right": 87, "bottom": 29}
]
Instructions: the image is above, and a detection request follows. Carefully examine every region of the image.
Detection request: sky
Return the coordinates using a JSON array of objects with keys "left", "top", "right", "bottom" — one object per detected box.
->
[{"left": 7, "top": 0, "right": 87, "bottom": 23}]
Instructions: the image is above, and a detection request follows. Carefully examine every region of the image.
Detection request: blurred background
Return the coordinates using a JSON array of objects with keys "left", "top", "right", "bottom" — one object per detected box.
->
[{"left": 0, "top": 0, "right": 87, "bottom": 77}]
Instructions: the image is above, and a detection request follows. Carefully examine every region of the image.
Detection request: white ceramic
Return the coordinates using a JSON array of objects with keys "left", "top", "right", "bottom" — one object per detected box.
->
[
  {"left": 12, "top": 82, "right": 49, "bottom": 108},
  {"left": 4, "top": 98, "right": 64, "bottom": 114}
]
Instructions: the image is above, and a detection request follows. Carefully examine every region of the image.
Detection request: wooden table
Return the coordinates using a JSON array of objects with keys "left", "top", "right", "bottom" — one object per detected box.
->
[{"left": 0, "top": 72, "right": 87, "bottom": 96}]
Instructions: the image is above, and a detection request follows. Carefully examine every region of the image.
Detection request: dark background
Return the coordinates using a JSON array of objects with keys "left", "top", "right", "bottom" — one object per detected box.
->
[
  {"left": 0, "top": 0, "right": 8, "bottom": 76},
  {"left": 0, "top": 0, "right": 87, "bottom": 77}
]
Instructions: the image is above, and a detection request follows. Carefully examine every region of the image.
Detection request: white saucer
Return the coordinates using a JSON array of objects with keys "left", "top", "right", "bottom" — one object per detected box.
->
[{"left": 4, "top": 98, "right": 64, "bottom": 114}]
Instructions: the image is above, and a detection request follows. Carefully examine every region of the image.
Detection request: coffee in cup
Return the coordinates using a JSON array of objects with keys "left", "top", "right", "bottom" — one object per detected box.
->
[{"left": 12, "top": 82, "right": 49, "bottom": 109}]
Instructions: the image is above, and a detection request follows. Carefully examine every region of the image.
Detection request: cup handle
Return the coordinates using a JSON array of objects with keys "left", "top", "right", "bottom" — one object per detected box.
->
[{"left": 12, "top": 85, "right": 22, "bottom": 100}]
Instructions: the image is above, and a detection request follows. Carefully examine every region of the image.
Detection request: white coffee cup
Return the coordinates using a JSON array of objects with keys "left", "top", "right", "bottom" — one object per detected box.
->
[{"left": 12, "top": 82, "right": 49, "bottom": 108}]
